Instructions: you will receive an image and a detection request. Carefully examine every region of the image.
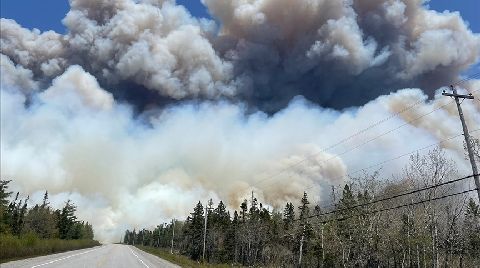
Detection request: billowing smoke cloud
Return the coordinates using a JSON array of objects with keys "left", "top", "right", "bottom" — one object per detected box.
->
[
  {"left": 2, "top": 0, "right": 479, "bottom": 110},
  {"left": 1, "top": 0, "right": 479, "bottom": 242},
  {"left": 1, "top": 0, "right": 236, "bottom": 101},
  {"left": 205, "top": 0, "right": 480, "bottom": 110}
]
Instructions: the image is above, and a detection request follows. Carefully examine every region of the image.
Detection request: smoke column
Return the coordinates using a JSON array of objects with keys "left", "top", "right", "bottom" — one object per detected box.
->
[{"left": 1, "top": 0, "right": 479, "bottom": 241}]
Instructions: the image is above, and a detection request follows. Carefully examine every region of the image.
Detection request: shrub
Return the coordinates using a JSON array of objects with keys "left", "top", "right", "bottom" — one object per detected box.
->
[{"left": 0, "top": 234, "right": 100, "bottom": 262}]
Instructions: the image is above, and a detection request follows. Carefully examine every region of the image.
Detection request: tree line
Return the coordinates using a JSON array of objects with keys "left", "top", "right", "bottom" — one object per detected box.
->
[
  {"left": 124, "top": 148, "right": 480, "bottom": 267},
  {"left": 0, "top": 180, "right": 94, "bottom": 241}
]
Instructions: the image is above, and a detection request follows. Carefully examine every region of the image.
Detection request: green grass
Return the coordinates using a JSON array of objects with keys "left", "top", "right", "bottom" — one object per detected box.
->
[
  {"left": 135, "top": 245, "right": 242, "bottom": 268},
  {"left": 0, "top": 234, "right": 101, "bottom": 263}
]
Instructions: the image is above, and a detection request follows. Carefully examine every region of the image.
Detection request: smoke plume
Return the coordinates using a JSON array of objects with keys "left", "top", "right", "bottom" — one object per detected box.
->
[{"left": 1, "top": 0, "right": 479, "bottom": 242}]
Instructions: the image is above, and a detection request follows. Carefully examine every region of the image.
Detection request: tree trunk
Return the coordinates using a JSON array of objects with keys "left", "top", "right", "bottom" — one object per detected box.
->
[
  {"left": 416, "top": 244, "right": 420, "bottom": 268},
  {"left": 423, "top": 245, "right": 426, "bottom": 268}
]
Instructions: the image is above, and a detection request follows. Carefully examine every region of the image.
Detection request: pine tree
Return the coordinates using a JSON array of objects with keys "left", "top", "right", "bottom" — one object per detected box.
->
[
  {"left": 299, "top": 192, "right": 310, "bottom": 221},
  {"left": 0, "top": 180, "right": 12, "bottom": 209},
  {"left": 240, "top": 200, "right": 248, "bottom": 223},
  {"left": 0, "top": 180, "right": 12, "bottom": 233},
  {"left": 58, "top": 200, "right": 78, "bottom": 239},
  {"left": 283, "top": 202, "right": 295, "bottom": 230},
  {"left": 41, "top": 191, "right": 49, "bottom": 208},
  {"left": 297, "top": 192, "right": 311, "bottom": 267},
  {"left": 10, "top": 195, "right": 29, "bottom": 235},
  {"left": 463, "top": 198, "right": 480, "bottom": 260},
  {"left": 225, "top": 210, "right": 239, "bottom": 263},
  {"left": 185, "top": 201, "right": 205, "bottom": 260}
]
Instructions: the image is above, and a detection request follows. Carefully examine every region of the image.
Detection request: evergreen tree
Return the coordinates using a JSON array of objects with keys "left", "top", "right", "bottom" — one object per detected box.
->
[
  {"left": 0, "top": 180, "right": 12, "bottom": 233},
  {"left": 240, "top": 200, "right": 248, "bottom": 223},
  {"left": 464, "top": 198, "right": 480, "bottom": 259},
  {"left": 283, "top": 202, "right": 295, "bottom": 230},
  {"left": 185, "top": 201, "right": 205, "bottom": 260},
  {"left": 225, "top": 210, "right": 239, "bottom": 263},
  {"left": 10, "top": 195, "right": 29, "bottom": 235},
  {"left": 298, "top": 192, "right": 310, "bottom": 222},
  {"left": 297, "top": 192, "right": 311, "bottom": 266},
  {"left": 58, "top": 200, "right": 78, "bottom": 239},
  {"left": 0, "top": 180, "right": 12, "bottom": 209},
  {"left": 41, "top": 191, "right": 49, "bottom": 208}
]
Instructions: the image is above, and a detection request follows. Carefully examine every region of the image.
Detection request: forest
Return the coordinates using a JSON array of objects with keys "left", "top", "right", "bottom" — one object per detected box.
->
[
  {"left": 124, "top": 148, "right": 480, "bottom": 267},
  {"left": 0, "top": 180, "right": 99, "bottom": 261}
]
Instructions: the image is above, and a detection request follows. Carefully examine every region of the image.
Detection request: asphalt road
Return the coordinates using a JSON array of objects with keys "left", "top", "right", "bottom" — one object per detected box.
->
[{"left": 1, "top": 244, "right": 180, "bottom": 268}]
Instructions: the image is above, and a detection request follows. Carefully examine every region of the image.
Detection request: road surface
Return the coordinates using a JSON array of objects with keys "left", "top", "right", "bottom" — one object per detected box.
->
[{"left": 1, "top": 244, "right": 180, "bottom": 268}]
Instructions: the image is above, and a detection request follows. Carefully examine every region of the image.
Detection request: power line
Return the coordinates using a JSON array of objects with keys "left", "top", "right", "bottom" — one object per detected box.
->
[
  {"left": 298, "top": 174, "right": 478, "bottom": 222},
  {"left": 315, "top": 188, "right": 478, "bottom": 224},
  {"left": 302, "top": 129, "right": 477, "bottom": 211},
  {"left": 167, "top": 175, "right": 479, "bottom": 232},
  {"left": 319, "top": 174, "right": 476, "bottom": 218},
  {"left": 255, "top": 86, "right": 480, "bottom": 190},
  {"left": 451, "top": 71, "right": 480, "bottom": 86},
  {"left": 304, "top": 128, "right": 480, "bottom": 192},
  {"left": 257, "top": 100, "right": 456, "bottom": 192},
  {"left": 247, "top": 73, "right": 480, "bottom": 201},
  {"left": 322, "top": 101, "right": 452, "bottom": 160},
  {"left": 250, "top": 100, "right": 425, "bottom": 188},
  {"left": 260, "top": 87, "right": 480, "bottom": 194},
  {"left": 443, "top": 85, "right": 480, "bottom": 202}
]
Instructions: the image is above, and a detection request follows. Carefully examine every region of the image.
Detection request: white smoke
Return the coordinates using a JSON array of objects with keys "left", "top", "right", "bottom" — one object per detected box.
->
[
  {"left": 1, "top": 0, "right": 480, "bottom": 242},
  {"left": 2, "top": 0, "right": 479, "bottom": 107},
  {"left": 1, "top": 0, "right": 236, "bottom": 100}
]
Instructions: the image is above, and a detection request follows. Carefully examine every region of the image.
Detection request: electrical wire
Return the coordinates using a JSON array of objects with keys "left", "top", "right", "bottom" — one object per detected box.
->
[
  {"left": 314, "top": 188, "right": 478, "bottom": 224},
  {"left": 240, "top": 72, "right": 480, "bottom": 211},
  {"left": 303, "top": 174, "right": 477, "bottom": 221},
  {"left": 303, "top": 128, "right": 480, "bottom": 192}
]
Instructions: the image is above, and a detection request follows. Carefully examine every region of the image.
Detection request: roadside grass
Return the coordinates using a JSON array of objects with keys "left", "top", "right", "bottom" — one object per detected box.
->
[
  {"left": 135, "top": 245, "right": 243, "bottom": 268},
  {"left": 0, "top": 234, "right": 100, "bottom": 263}
]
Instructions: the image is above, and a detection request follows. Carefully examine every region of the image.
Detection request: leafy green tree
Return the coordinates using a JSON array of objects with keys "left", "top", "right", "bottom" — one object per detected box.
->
[
  {"left": 24, "top": 205, "right": 57, "bottom": 238},
  {"left": 24, "top": 191, "right": 57, "bottom": 238}
]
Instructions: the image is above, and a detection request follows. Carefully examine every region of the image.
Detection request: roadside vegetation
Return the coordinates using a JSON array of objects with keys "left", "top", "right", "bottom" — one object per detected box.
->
[
  {"left": 0, "top": 181, "right": 99, "bottom": 262},
  {"left": 136, "top": 245, "right": 241, "bottom": 268},
  {"left": 124, "top": 148, "right": 480, "bottom": 267}
]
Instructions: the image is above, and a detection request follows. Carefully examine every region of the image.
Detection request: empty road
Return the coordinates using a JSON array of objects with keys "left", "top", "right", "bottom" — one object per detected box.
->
[{"left": 1, "top": 244, "right": 180, "bottom": 268}]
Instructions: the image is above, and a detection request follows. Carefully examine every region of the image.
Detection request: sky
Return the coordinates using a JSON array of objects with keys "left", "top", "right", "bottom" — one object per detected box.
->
[{"left": 1, "top": 0, "right": 479, "bottom": 33}]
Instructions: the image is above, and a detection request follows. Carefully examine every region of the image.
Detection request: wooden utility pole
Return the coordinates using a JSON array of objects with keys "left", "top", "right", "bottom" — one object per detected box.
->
[
  {"left": 170, "top": 219, "right": 175, "bottom": 254},
  {"left": 442, "top": 85, "right": 480, "bottom": 202},
  {"left": 203, "top": 205, "right": 208, "bottom": 261}
]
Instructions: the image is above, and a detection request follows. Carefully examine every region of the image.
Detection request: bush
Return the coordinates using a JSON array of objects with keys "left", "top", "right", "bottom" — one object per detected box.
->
[
  {"left": 136, "top": 246, "right": 239, "bottom": 268},
  {"left": 0, "top": 234, "right": 100, "bottom": 262}
]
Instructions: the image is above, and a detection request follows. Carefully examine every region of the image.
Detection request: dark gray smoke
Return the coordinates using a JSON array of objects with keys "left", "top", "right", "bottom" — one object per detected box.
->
[
  {"left": 1, "top": 0, "right": 479, "bottom": 112},
  {"left": 205, "top": 0, "right": 479, "bottom": 110}
]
